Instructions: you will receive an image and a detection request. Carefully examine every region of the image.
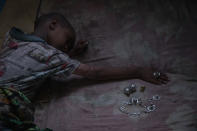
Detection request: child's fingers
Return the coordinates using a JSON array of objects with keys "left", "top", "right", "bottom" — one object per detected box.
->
[
  {"left": 160, "top": 76, "right": 169, "bottom": 82},
  {"left": 160, "top": 73, "right": 169, "bottom": 81},
  {"left": 152, "top": 77, "right": 168, "bottom": 85},
  {"left": 150, "top": 79, "right": 163, "bottom": 85},
  {"left": 159, "top": 79, "right": 168, "bottom": 84},
  {"left": 78, "top": 40, "right": 89, "bottom": 46}
]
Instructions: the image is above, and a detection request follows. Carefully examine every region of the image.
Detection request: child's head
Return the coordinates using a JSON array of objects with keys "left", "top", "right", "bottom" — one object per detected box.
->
[{"left": 34, "top": 12, "right": 75, "bottom": 53}]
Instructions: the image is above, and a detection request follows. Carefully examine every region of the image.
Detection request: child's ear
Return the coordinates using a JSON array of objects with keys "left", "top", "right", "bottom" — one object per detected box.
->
[{"left": 49, "top": 20, "right": 57, "bottom": 30}]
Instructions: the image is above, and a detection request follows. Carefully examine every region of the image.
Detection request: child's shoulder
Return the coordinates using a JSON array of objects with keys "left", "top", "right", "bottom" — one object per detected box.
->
[{"left": 1, "top": 27, "right": 62, "bottom": 57}]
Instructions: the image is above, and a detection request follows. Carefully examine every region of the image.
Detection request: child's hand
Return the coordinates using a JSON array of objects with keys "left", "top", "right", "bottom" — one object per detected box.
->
[
  {"left": 69, "top": 40, "right": 88, "bottom": 57},
  {"left": 140, "top": 67, "right": 169, "bottom": 85}
]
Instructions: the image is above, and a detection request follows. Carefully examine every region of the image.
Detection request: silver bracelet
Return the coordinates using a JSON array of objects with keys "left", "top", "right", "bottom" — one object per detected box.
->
[{"left": 119, "top": 95, "right": 160, "bottom": 117}]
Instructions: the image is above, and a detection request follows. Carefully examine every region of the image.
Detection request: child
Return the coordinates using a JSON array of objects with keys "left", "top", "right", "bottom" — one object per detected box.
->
[{"left": 0, "top": 12, "right": 169, "bottom": 131}]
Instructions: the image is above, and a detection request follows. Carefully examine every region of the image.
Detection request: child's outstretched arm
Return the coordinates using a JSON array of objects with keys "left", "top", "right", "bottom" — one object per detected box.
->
[{"left": 73, "top": 63, "right": 169, "bottom": 85}]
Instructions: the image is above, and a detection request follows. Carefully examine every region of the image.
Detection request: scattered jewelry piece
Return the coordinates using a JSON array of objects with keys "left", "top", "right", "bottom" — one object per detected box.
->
[
  {"left": 153, "top": 72, "right": 161, "bottom": 79},
  {"left": 119, "top": 105, "right": 128, "bottom": 114},
  {"left": 123, "top": 84, "right": 136, "bottom": 96},
  {"left": 124, "top": 87, "right": 131, "bottom": 96},
  {"left": 121, "top": 83, "right": 161, "bottom": 117},
  {"left": 128, "top": 112, "right": 141, "bottom": 117},
  {"left": 148, "top": 95, "right": 161, "bottom": 101},
  {"left": 119, "top": 95, "right": 161, "bottom": 117},
  {"left": 152, "top": 95, "right": 160, "bottom": 101},
  {"left": 146, "top": 104, "right": 156, "bottom": 112},
  {"left": 129, "top": 97, "right": 142, "bottom": 105}
]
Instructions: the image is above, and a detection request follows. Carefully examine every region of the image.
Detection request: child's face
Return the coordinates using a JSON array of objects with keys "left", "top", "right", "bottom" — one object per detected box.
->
[{"left": 47, "top": 23, "right": 74, "bottom": 53}]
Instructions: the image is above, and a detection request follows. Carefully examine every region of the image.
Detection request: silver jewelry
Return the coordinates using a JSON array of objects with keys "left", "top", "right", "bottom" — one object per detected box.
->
[
  {"left": 123, "top": 84, "right": 136, "bottom": 96},
  {"left": 152, "top": 95, "right": 160, "bottom": 101},
  {"left": 119, "top": 95, "right": 160, "bottom": 117},
  {"left": 148, "top": 95, "right": 161, "bottom": 101},
  {"left": 146, "top": 104, "right": 156, "bottom": 112},
  {"left": 153, "top": 72, "right": 161, "bottom": 79},
  {"left": 128, "top": 112, "right": 141, "bottom": 117},
  {"left": 129, "top": 97, "right": 142, "bottom": 105}
]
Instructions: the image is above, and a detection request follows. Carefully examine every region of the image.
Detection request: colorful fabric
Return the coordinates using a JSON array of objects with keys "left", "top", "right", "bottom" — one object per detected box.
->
[
  {"left": 0, "top": 27, "right": 80, "bottom": 130},
  {"left": 0, "top": 86, "right": 52, "bottom": 131},
  {"left": 0, "top": 27, "right": 80, "bottom": 98}
]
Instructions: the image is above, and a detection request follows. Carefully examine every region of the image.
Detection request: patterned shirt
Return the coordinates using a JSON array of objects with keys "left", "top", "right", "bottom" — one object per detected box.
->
[{"left": 0, "top": 27, "right": 80, "bottom": 98}]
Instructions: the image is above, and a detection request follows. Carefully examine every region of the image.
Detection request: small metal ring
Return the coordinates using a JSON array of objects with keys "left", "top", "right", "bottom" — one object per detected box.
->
[
  {"left": 153, "top": 72, "right": 161, "bottom": 79},
  {"left": 152, "top": 95, "right": 160, "bottom": 101},
  {"left": 146, "top": 105, "right": 156, "bottom": 112}
]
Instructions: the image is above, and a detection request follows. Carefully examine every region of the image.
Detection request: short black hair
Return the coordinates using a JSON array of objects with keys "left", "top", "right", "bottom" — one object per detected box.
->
[
  {"left": 34, "top": 12, "right": 74, "bottom": 30},
  {"left": 34, "top": 12, "right": 76, "bottom": 51}
]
